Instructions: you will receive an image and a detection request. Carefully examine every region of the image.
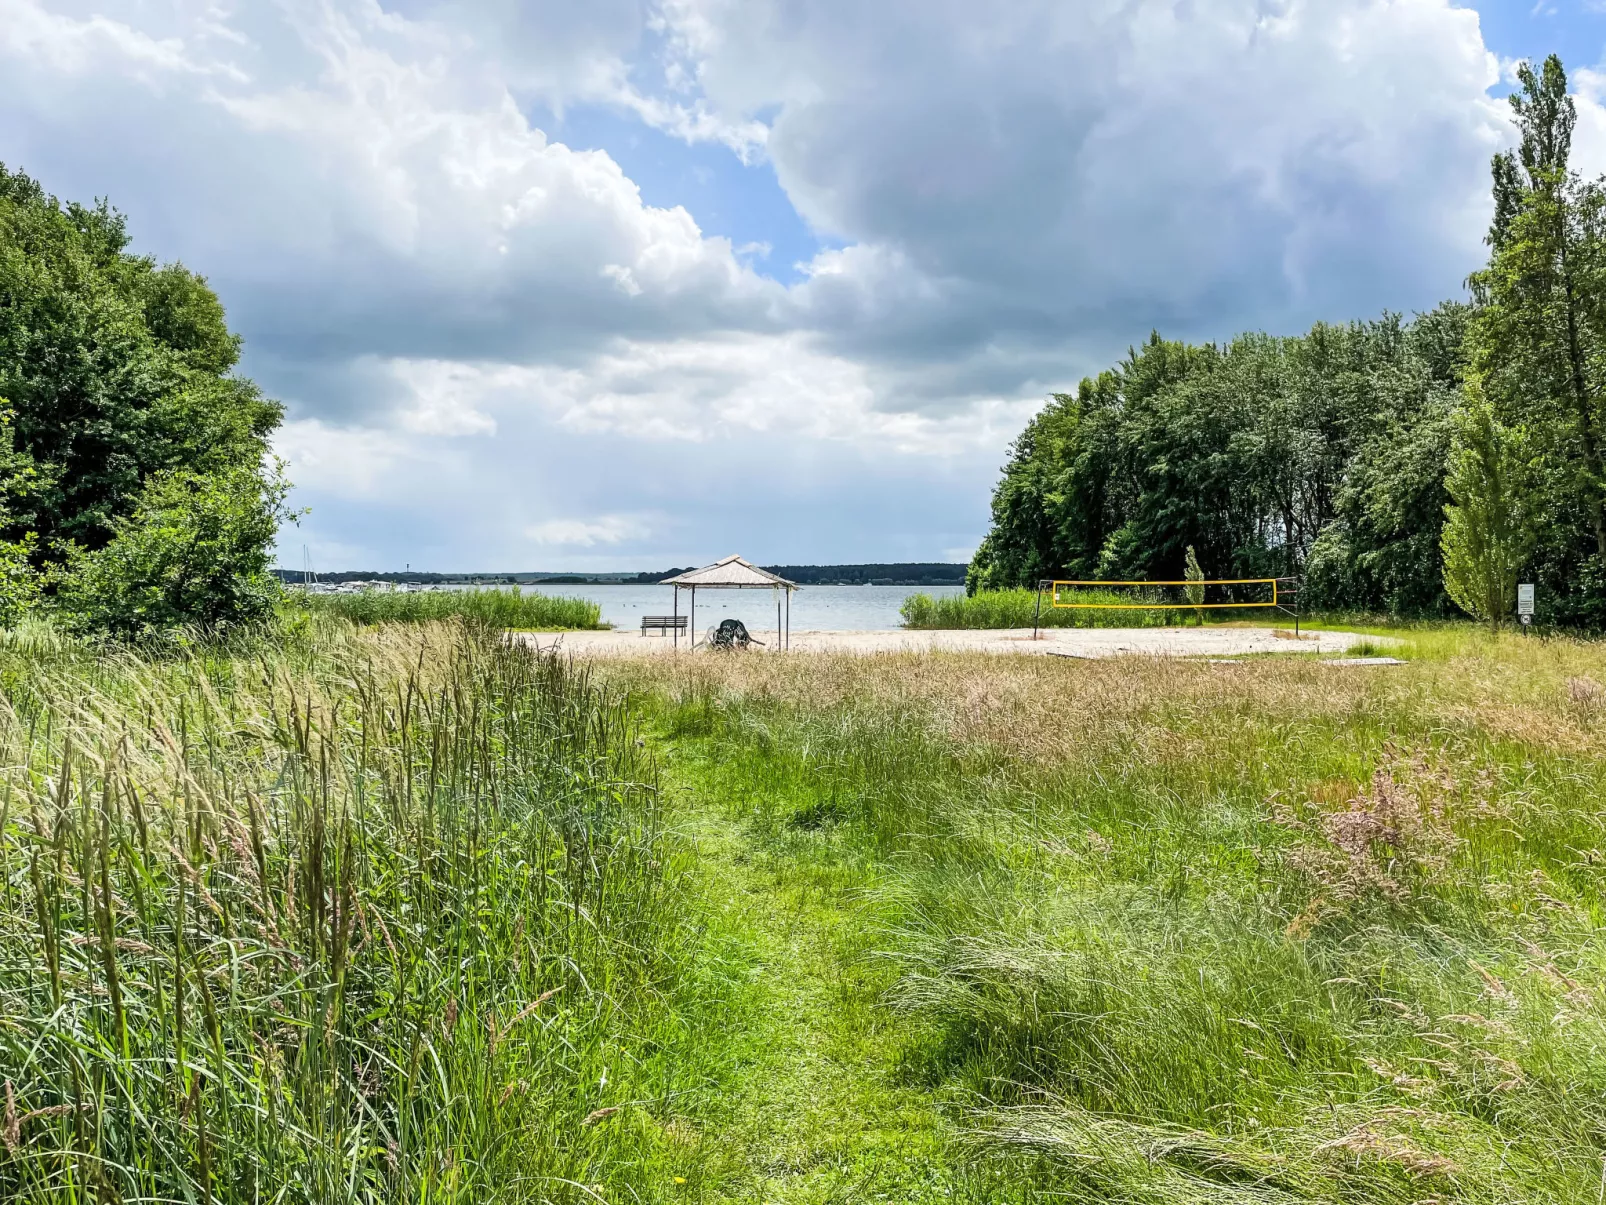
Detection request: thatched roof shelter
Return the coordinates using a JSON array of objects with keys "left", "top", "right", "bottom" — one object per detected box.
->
[{"left": 663, "top": 555, "right": 797, "bottom": 648}]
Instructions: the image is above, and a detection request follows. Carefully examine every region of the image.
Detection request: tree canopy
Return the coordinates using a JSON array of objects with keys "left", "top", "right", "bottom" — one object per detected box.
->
[
  {"left": 968, "top": 309, "right": 1466, "bottom": 615},
  {"left": 0, "top": 164, "right": 286, "bottom": 631}
]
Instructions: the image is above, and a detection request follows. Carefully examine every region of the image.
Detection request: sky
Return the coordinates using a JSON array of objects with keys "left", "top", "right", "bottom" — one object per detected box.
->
[{"left": 3, "top": 2, "right": 1606, "bottom": 572}]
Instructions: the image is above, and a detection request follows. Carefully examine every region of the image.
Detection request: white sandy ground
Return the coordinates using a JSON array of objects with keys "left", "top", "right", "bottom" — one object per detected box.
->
[{"left": 516, "top": 626, "right": 1388, "bottom": 660}]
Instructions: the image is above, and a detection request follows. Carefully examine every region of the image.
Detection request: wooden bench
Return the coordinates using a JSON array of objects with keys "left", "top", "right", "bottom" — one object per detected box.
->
[{"left": 641, "top": 615, "right": 689, "bottom": 636}]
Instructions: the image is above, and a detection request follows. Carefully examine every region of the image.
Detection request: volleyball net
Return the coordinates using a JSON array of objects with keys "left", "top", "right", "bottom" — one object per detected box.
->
[
  {"left": 1029, "top": 576, "right": 1304, "bottom": 635},
  {"left": 1047, "top": 578, "right": 1284, "bottom": 611}
]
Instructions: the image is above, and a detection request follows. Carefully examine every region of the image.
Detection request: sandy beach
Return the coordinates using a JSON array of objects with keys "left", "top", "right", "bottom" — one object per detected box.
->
[{"left": 518, "top": 625, "right": 1380, "bottom": 659}]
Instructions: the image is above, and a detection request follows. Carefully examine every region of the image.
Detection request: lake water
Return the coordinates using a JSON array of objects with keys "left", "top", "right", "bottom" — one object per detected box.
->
[{"left": 520, "top": 582, "right": 965, "bottom": 631}]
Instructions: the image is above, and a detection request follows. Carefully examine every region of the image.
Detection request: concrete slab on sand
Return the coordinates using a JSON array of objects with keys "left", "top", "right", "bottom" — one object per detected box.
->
[{"left": 522, "top": 627, "right": 1382, "bottom": 659}]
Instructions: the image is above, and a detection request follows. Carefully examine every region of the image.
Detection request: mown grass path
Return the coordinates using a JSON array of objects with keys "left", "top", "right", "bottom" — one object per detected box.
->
[{"left": 659, "top": 737, "right": 977, "bottom": 1204}]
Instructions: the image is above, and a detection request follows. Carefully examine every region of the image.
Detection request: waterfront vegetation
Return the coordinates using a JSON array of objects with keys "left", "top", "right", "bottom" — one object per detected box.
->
[
  {"left": 293, "top": 586, "right": 606, "bottom": 629},
  {"left": 904, "top": 587, "right": 1187, "bottom": 628},
  {"left": 3, "top": 617, "right": 1606, "bottom": 1200}
]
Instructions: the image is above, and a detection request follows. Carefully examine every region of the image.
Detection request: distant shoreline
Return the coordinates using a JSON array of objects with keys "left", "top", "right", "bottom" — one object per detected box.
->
[{"left": 274, "top": 563, "right": 970, "bottom": 588}]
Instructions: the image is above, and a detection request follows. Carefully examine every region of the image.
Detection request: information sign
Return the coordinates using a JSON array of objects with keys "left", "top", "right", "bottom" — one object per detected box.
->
[{"left": 1518, "top": 583, "right": 1535, "bottom": 625}]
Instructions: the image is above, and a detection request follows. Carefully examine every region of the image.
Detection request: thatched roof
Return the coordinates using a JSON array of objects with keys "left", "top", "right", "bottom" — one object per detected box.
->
[{"left": 662, "top": 555, "right": 797, "bottom": 589}]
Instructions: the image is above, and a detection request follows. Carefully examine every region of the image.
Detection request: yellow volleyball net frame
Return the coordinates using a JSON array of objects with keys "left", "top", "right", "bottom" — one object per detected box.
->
[
  {"left": 1049, "top": 578, "right": 1283, "bottom": 609},
  {"left": 1031, "top": 576, "right": 1302, "bottom": 637}
]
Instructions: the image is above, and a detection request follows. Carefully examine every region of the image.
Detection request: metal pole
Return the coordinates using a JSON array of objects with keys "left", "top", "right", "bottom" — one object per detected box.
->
[
  {"left": 1294, "top": 577, "right": 1300, "bottom": 637},
  {"left": 673, "top": 585, "right": 679, "bottom": 650},
  {"left": 691, "top": 586, "right": 696, "bottom": 648},
  {"left": 1033, "top": 581, "right": 1045, "bottom": 640},
  {"left": 786, "top": 589, "right": 791, "bottom": 649},
  {"left": 776, "top": 589, "right": 782, "bottom": 652}
]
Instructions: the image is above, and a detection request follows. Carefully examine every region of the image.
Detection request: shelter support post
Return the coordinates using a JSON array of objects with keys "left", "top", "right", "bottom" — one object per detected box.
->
[{"left": 673, "top": 585, "right": 679, "bottom": 649}]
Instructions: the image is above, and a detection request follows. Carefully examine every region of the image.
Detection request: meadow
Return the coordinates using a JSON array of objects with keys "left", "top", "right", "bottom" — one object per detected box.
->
[
  {"left": 607, "top": 629, "right": 1606, "bottom": 1202},
  {"left": 4, "top": 615, "right": 1606, "bottom": 1202},
  {"left": 293, "top": 586, "right": 606, "bottom": 629}
]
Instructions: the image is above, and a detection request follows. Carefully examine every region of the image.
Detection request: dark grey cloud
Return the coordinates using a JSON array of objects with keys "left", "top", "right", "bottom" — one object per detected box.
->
[{"left": 672, "top": 0, "right": 1510, "bottom": 389}]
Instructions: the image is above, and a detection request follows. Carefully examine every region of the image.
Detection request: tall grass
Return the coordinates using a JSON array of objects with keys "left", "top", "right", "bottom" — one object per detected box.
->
[
  {"left": 623, "top": 638, "right": 1606, "bottom": 1202},
  {"left": 902, "top": 588, "right": 1176, "bottom": 629},
  {"left": 294, "top": 586, "right": 605, "bottom": 629},
  {"left": 0, "top": 619, "right": 694, "bottom": 1203}
]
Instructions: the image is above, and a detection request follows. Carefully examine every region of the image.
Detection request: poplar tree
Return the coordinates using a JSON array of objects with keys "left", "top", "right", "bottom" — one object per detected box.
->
[{"left": 1466, "top": 56, "right": 1606, "bottom": 615}]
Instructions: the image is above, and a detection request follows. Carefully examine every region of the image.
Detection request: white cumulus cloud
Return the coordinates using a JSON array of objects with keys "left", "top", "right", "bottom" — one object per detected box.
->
[{"left": 0, "top": 0, "right": 1537, "bottom": 568}]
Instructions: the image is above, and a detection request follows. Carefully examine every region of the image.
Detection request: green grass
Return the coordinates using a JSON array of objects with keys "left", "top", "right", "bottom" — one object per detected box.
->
[
  {"left": 609, "top": 638, "right": 1606, "bottom": 1202},
  {"left": 10, "top": 617, "right": 1606, "bottom": 1201},
  {"left": 293, "top": 586, "right": 606, "bottom": 629},
  {"left": 0, "top": 617, "right": 723, "bottom": 1203},
  {"left": 903, "top": 587, "right": 1224, "bottom": 628}
]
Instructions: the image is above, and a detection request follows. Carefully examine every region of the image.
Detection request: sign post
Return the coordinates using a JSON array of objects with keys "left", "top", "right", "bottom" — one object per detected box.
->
[{"left": 1518, "top": 583, "right": 1535, "bottom": 630}]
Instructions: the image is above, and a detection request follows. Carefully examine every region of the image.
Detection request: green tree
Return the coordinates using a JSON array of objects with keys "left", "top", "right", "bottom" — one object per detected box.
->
[
  {"left": 1441, "top": 392, "right": 1536, "bottom": 630},
  {"left": 1466, "top": 55, "right": 1606, "bottom": 621},
  {"left": 968, "top": 313, "right": 1465, "bottom": 616},
  {"left": 1304, "top": 304, "right": 1466, "bottom": 616},
  {"left": 0, "top": 164, "right": 281, "bottom": 559},
  {"left": 55, "top": 463, "right": 291, "bottom": 636},
  {"left": 0, "top": 399, "right": 44, "bottom": 626},
  {"left": 0, "top": 165, "right": 286, "bottom": 631}
]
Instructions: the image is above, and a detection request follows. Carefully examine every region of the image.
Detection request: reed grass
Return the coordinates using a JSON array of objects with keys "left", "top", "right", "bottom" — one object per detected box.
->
[
  {"left": 902, "top": 588, "right": 1179, "bottom": 628},
  {"left": 622, "top": 631, "right": 1606, "bottom": 1202},
  {"left": 293, "top": 587, "right": 606, "bottom": 629},
  {"left": 0, "top": 617, "right": 698, "bottom": 1203}
]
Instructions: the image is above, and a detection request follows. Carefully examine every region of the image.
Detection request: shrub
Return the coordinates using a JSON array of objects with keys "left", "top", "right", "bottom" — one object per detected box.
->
[{"left": 54, "top": 464, "right": 288, "bottom": 635}]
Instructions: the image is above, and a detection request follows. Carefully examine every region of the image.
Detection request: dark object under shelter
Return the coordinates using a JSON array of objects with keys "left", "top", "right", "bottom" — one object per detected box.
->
[{"left": 661, "top": 556, "right": 798, "bottom": 650}]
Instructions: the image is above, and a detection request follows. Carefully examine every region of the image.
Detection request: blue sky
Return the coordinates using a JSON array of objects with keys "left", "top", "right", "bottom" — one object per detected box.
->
[
  {"left": 539, "top": 104, "right": 829, "bottom": 288},
  {"left": 1473, "top": 1, "right": 1605, "bottom": 76},
  {"left": 2, "top": 1, "right": 1603, "bottom": 572}
]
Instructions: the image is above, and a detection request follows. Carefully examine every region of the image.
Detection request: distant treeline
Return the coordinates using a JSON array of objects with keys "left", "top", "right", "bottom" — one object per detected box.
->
[
  {"left": 627, "top": 565, "right": 969, "bottom": 584},
  {"left": 279, "top": 564, "right": 970, "bottom": 586},
  {"left": 762, "top": 563, "right": 967, "bottom": 585},
  {"left": 274, "top": 570, "right": 526, "bottom": 585}
]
